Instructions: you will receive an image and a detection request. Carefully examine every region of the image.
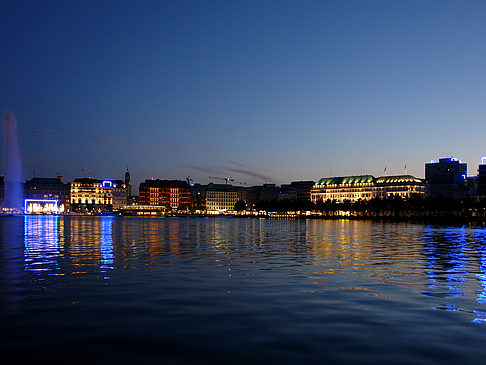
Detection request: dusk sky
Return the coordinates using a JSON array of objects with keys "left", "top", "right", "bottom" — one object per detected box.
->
[{"left": 2, "top": 0, "right": 486, "bottom": 192}]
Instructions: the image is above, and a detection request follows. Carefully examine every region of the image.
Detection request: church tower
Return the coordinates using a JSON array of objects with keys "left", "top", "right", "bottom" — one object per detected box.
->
[{"left": 125, "top": 167, "right": 131, "bottom": 197}]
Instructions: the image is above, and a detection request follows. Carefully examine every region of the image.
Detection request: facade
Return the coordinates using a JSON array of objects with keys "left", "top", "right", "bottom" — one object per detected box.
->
[
  {"left": 425, "top": 157, "right": 467, "bottom": 198},
  {"left": 191, "top": 184, "right": 206, "bottom": 211},
  {"left": 311, "top": 175, "right": 425, "bottom": 203},
  {"left": 111, "top": 179, "right": 128, "bottom": 210},
  {"left": 190, "top": 183, "right": 239, "bottom": 212},
  {"left": 205, "top": 184, "right": 238, "bottom": 212},
  {"left": 245, "top": 184, "right": 280, "bottom": 209},
  {"left": 479, "top": 164, "right": 486, "bottom": 195},
  {"left": 24, "top": 176, "right": 71, "bottom": 212},
  {"left": 139, "top": 180, "right": 191, "bottom": 209},
  {"left": 0, "top": 176, "right": 4, "bottom": 208},
  {"left": 71, "top": 178, "right": 127, "bottom": 213},
  {"left": 279, "top": 181, "right": 315, "bottom": 201},
  {"left": 125, "top": 168, "right": 131, "bottom": 197}
]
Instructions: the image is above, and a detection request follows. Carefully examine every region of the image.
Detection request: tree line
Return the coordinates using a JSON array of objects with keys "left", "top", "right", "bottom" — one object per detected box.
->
[{"left": 235, "top": 195, "right": 486, "bottom": 220}]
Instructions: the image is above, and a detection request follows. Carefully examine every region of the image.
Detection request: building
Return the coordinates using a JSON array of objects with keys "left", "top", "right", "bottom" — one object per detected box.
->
[
  {"left": 191, "top": 184, "right": 207, "bottom": 211},
  {"left": 111, "top": 179, "right": 129, "bottom": 210},
  {"left": 205, "top": 184, "right": 238, "bottom": 212},
  {"left": 279, "top": 181, "right": 315, "bottom": 201},
  {"left": 245, "top": 184, "right": 280, "bottom": 209},
  {"left": 24, "top": 176, "right": 71, "bottom": 212},
  {"left": 311, "top": 175, "right": 425, "bottom": 203},
  {"left": 70, "top": 178, "right": 127, "bottom": 213},
  {"left": 479, "top": 162, "right": 486, "bottom": 196},
  {"left": 139, "top": 179, "right": 191, "bottom": 209},
  {"left": 425, "top": 157, "right": 467, "bottom": 198},
  {"left": 0, "top": 176, "right": 4, "bottom": 208},
  {"left": 190, "top": 183, "right": 238, "bottom": 212},
  {"left": 125, "top": 168, "right": 132, "bottom": 197}
]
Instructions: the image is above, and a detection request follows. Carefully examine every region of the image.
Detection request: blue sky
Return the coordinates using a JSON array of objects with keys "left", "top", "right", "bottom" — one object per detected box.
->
[{"left": 2, "top": 0, "right": 486, "bottom": 191}]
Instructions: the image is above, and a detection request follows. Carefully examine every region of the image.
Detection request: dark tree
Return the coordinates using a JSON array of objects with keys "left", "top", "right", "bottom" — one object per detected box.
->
[{"left": 234, "top": 199, "right": 247, "bottom": 212}]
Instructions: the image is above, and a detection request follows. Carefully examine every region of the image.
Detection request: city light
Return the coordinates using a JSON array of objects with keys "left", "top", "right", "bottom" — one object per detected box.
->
[
  {"left": 102, "top": 180, "right": 113, "bottom": 187},
  {"left": 24, "top": 199, "right": 59, "bottom": 214}
]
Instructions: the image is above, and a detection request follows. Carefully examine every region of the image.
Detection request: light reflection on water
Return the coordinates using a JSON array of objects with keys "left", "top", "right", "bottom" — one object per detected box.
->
[
  {"left": 2, "top": 217, "right": 486, "bottom": 363},
  {"left": 100, "top": 216, "right": 114, "bottom": 282},
  {"left": 24, "top": 216, "right": 60, "bottom": 274}
]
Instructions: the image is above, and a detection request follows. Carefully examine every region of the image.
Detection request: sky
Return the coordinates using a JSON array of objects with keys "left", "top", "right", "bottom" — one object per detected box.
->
[{"left": 1, "top": 0, "right": 486, "bottom": 192}]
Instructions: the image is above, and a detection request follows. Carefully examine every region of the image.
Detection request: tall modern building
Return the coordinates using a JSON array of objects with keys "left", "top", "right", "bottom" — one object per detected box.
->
[
  {"left": 425, "top": 157, "right": 467, "bottom": 198},
  {"left": 479, "top": 162, "right": 486, "bottom": 196}
]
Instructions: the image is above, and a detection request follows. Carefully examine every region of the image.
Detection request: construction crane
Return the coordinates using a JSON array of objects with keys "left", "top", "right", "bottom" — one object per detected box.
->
[{"left": 208, "top": 176, "right": 234, "bottom": 184}]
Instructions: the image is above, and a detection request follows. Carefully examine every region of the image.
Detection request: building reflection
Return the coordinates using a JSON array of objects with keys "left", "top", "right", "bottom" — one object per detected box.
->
[
  {"left": 421, "top": 225, "right": 486, "bottom": 323},
  {"left": 472, "top": 228, "right": 486, "bottom": 323},
  {"left": 422, "top": 225, "right": 468, "bottom": 301},
  {"left": 24, "top": 215, "right": 61, "bottom": 274},
  {"left": 100, "top": 216, "right": 114, "bottom": 282}
]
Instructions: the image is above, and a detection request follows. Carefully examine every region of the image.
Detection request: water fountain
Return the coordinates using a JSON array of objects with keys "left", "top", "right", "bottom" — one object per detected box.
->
[{"left": 2, "top": 111, "right": 23, "bottom": 213}]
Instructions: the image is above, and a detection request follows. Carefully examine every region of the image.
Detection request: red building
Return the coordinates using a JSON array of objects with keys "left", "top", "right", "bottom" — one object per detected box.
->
[{"left": 139, "top": 180, "right": 191, "bottom": 209}]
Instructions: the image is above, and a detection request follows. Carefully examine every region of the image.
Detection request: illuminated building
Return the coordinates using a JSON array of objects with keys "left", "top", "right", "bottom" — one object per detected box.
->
[
  {"left": 138, "top": 180, "right": 191, "bottom": 209},
  {"left": 190, "top": 183, "right": 238, "bottom": 212},
  {"left": 25, "top": 176, "right": 70, "bottom": 212},
  {"left": 70, "top": 178, "right": 127, "bottom": 213},
  {"left": 111, "top": 180, "right": 129, "bottom": 210},
  {"left": 24, "top": 199, "right": 60, "bottom": 214},
  {"left": 311, "top": 175, "right": 425, "bottom": 203},
  {"left": 205, "top": 184, "right": 238, "bottom": 212},
  {"left": 425, "top": 157, "right": 467, "bottom": 198}
]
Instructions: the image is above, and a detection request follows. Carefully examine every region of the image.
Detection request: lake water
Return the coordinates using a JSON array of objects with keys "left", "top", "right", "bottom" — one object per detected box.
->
[{"left": 1, "top": 216, "right": 486, "bottom": 363}]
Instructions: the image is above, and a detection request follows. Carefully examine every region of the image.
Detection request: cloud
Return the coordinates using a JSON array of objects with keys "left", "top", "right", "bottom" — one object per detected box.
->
[
  {"left": 72, "top": 132, "right": 118, "bottom": 143},
  {"left": 21, "top": 128, "right": 59, "bottom": 136},
  {"left": 226, "top": 167, "right": 274, "bottom": 182},
  {"left": 213, "top": 122, "right": 226, "bottom": 133},
  {"left": 21, "top": 128, "right": 118, "bottom": 144},
  {"left": 228, "top": 160, "right": 248, "bottom": 168},
  {"left": 181, "top": 164, "right": 220, "bottom": 174}
]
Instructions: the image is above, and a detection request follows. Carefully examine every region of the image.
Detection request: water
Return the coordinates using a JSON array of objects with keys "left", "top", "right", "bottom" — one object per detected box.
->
[{"left": 1, "top": 216, "right": 486, "bottom": 363}]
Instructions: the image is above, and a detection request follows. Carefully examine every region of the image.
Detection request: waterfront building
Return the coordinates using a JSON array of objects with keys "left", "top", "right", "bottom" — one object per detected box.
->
[
  {"left": 0, "top": 176, "right": 4, "bottom": 207},
  {"left": 205, "top": 183, "right": 238, "bottom": 212},
  {"left": 190, "top": 183, "right": 238, "bottom": 212},
  {"left": 374, "top": 175, "right": 426, "bottom": 199},
  {"left": 279, "top": 181, "right": 315, "bottom": 201},
  {"left": 311, "top": 175, "right": 425, "bottom": 203},
  {"left": 24, "top": 176, "right": 71, "bottom": 212},
  {"left": 139, "top": 179, "right": 191, "bottom": 209},
  {"left": 479, "top": 162, "right": 486, "bottom": 196},
  {"left": 425, "top": 157, "right": 467, "bottom": 198},
  {"left": 111, "top": 180, "right": 128, "bottom": 210},
  {"left": 71, "top": 178, "right": 127, "bottom": 213},
  {"left": 245, "top": 184, "right": 280, "bottom": 209},
  {"left": 191, "top": 184, "right": 206, "bottom": 211}
]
